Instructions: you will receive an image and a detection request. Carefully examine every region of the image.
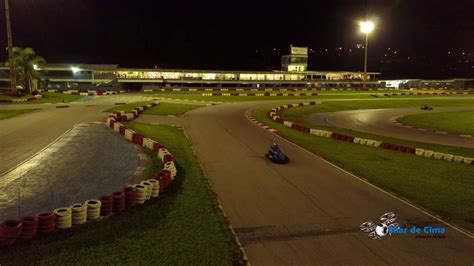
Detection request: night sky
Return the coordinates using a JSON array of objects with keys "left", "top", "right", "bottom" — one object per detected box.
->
[{"left": 1, "top": 0, "right": 473, "bottom": 78}]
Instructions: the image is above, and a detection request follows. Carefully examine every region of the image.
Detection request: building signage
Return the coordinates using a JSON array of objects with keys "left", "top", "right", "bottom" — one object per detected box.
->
[{"left": 291, "top": 46, "right": 308, "bottom": 55}]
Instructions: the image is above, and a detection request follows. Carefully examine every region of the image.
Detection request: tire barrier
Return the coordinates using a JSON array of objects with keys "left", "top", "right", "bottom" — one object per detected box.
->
[
  {"left": 146, "top": 87, "right": 396, "bottom": 93},
  {"left": 86, "top": 200, "right": 101, "bottom": 221},
  {"left": 464, "top": 157, "right": 473, "bottom": 164},
  {"left": 37, "top": 212, "right": 55, "bottom": 233},
  {"left": 266, "top": 101, "right": 474, "bottom": 166},
  {"left": 443, "top": 154, "right": 454, "bottom": 162},
  {"left": 124, "top": 187, "right": 137, "bottom": 209},
  {"left": 148, "top": 179, "right": 160, "bottom": 198},
  {"left": 134, "top": 184, "right": 147, "bottom": 204},
  {"left": 158, "top": 148, "right": 172, "bottom": 161},
  {"left": 155, "top": 170, "right": 172, "bottom": 192},
  {"left": 99, "top": 195, "right": 114, "bottom": 217},
  {"left": 20, "top": 216, "right": 38, "bottom": 239},
  {"left": 0, "top": 220, "right": 23, "bottom": 246},
  {"left": 201, "top": 92, "right": 319, "bottom": 97},
  {"left": 164, "top": 161, "right": 177, "bottom": 179},
  {"left": 54, "top": 207, "right": 72, "bottom": 229},
  {"left": 1, "top": 103, "right": 179, "bottom": 248},
  {"left": 140, "top": 181, "right": 153, "bottom": 200},
  {"left": 112, "top": 191, "right": 126, "bottom": 213},
  {"left": 71, "top": 203, "right": 88, "bottom": 225},
  {"left": 377, "top": 90, "right": 474, "bottom": 97},
  {"left": 45, "top": 89, "right": 125, "bottom": 96},
  {"left": 453, "top": 156, "right": 464, "bottom": 163}
]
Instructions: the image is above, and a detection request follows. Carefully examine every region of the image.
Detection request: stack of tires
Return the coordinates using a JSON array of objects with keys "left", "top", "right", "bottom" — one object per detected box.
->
[
  {"left": 123, "top": 187, "right": 137, "bottom": 209},
  {"left": 134, "top": 184, "right": 147, "bottom": 204},
  {"left": 140, "top": 181, "right": 153, "bottom": 200},
  {"left": 54, "top": 207, "right": 72, "bottom": 229},
  {"left": 0, "top": 220, "right": 22, "bottom": 246},
  {"left": 164, "top": 161, "right": 177, "bottom": 179},
  {"left": 147, "top": 179, "right": 160, "bottom": 198},
  {"left": 37, "top": 212, "right": 55, "bottom": 233},
  {"left": 86, "top": 200, "right": 101, "bottom": 221},
  {"left": 112, "top": 191, "right": 125, "bottom": 213},
  {"left": 20, "top": 216, "right": 38, "bottom": 239},
  {"left": 71, "top": 203, "right": 88, "bottom": 225},
  {"left": 99, "top": 195, "right": 114, "bottom": 217}
]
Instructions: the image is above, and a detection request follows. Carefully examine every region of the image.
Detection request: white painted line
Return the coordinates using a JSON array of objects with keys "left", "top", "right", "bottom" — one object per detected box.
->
[
  {"left": 459, "top": 134, "right": 473, "bottom": 138},
  {"left": 436, "top": 131, "right": 448, "bottom": 134}
]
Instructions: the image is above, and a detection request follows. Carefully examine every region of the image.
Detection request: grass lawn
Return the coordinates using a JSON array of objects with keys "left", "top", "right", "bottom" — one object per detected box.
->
[
  {"left": 0, "top": 109, "right": 38, "bottom": 120},
  {"left": 253, "top": 105, "right": 474, "bottom": 232},
  {"left": 35, "top": 92, "right": 84, "bottom": 103},
  {"left": 0, "top": 124, "right": 244, "bottom": 265},
  {"left": 0, "top": 95, "right": 33, "bottom": 101},
  {"left": 398, "top": 110, "right": 474, "bottom": 136},
  {"left": 105, "top": 101, "right": 203, "bottom": 115}
]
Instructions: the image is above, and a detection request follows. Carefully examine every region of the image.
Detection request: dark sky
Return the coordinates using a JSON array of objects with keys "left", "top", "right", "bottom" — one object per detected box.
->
[{"left": 1, "top": 0, "right": 473, "bottom": 78}]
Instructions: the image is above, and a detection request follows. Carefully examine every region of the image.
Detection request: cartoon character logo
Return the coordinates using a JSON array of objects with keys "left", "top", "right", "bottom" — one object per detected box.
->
[{"left": 360, "top": 212, "right": 398, "bottom": 239}]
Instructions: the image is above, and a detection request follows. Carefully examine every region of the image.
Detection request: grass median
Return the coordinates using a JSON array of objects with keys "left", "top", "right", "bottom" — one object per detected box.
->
[
  {"left": 398, "top": 110, "right": 474, "bottom": 136},
  {"left": 105, "top": 101, "right": 203, "bottom": 115},
  {"left": 0, "top": 92, "right": 84, "bottom": 104},
  {"left": 253, "top": 105, "right": 474, "bottom": 232},
  {"left": 0, "top": 109, "right": 39, "bottom": 120},
  {"left": 0, "top": 123, "right": 244, "bottom": 265}
]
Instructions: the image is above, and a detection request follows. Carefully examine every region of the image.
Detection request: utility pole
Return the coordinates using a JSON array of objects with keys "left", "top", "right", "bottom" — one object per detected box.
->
[
  {"left": 363, "top": 33, "right": 368, "bottom": 90},
  {"left": 4, "top": 0, "right": 16, "bottom": 93}
]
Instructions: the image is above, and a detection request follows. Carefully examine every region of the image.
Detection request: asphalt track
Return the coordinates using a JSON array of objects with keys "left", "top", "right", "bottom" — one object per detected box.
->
[
  {"left": 182, "top": 102, "right": 474, "bottom": 265},
  {"left": 1, "top": 95, "right": 473, "bottom": 264},
  {"left": 308, "top": 107, "right": 474, "bottom": 148},
  {"left": 0, "top": 95, "right": 149, "bottom": 174},
  {"left": 0, "top": 123, "right": 142, "bottom": 221}
]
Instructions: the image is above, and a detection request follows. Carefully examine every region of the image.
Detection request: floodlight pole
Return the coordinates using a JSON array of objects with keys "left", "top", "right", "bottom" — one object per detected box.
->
[
  {"left": 363, "top": 33, "right": 369, "bottom": 90},
  {"left": 4, "top": 0, "right": 16, "bottom": 93}
]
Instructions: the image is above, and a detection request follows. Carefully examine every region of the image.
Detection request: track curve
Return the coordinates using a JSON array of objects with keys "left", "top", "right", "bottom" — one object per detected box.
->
[
  {"left": 309, "top": 107, "right": 474, "bottom": 148},
  {"left": 182, "top": 102, "right": 473, "bottom": 265}
]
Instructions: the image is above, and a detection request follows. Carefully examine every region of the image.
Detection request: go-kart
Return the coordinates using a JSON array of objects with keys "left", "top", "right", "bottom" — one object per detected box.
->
[
  {"left": 421, "top": 105, "right": 433, "bottom": 110},
  {"left": 266, "top": 149, "right": 289, "bottom": 164}
]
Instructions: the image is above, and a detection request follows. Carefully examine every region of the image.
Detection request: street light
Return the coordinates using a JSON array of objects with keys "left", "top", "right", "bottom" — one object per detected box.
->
[
  {"left": 70, "top": 66, "right": 80, "bottom": 73},
  {"left": 359, "top": 21, "right": 374, "bottom": 90}
]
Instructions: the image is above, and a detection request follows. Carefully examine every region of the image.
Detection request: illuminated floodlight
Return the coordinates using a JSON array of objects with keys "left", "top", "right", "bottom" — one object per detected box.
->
[
  {"left": 33, "top": 64, "right": 39, "bottom": 70},
  {"left": 359, "top": 21, "right": 375, "bottom": 34},
  {"left": 71, "top": 66, "right": 81, "bottom": 73}
]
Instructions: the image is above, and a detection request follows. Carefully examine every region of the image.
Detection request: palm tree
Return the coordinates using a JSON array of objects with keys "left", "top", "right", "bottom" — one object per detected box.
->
[{"left": 6, "top": 47, "right": 46, "bottom": 94}]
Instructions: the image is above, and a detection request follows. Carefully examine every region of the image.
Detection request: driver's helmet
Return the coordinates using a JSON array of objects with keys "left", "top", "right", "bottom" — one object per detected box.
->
[{"left": 271, "top": 142, "right": 279, "bottom": 150}]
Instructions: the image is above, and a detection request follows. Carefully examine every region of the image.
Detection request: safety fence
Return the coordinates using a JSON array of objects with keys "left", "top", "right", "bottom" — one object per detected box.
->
[
  {"left": 0, "top": 102, "right": 179, "bottom": 247},
  {"left": 267, "top": 102, "right": 474, "bottom": 166}
]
